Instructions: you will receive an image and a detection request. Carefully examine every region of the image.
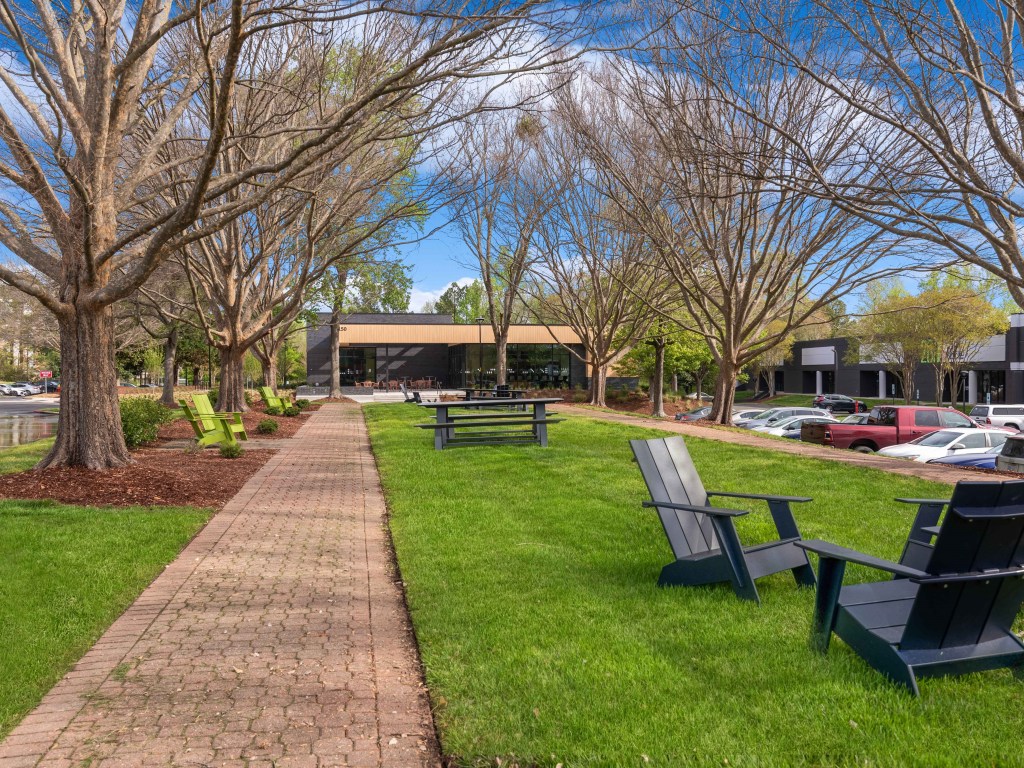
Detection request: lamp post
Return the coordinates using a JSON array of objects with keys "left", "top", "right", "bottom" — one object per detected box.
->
[{"left": 475, "top": 317, "right": 484, "bottom": 388}]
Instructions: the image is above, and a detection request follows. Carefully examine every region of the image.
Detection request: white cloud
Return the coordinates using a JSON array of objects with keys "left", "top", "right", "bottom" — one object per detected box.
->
[{"left": 409, "top": 275, "right": 477, "bottom": 311}]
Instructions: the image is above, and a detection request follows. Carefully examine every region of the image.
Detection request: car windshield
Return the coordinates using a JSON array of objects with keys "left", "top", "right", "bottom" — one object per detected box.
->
[
  {"left": 774, "top": 415, "right": 814, "bottom": 428},
  {"left": 752, "top": 409, "right": 778, "bottom": 420},
  {"left": 910, "top": 430, "right": 961, "bottom": 447}
]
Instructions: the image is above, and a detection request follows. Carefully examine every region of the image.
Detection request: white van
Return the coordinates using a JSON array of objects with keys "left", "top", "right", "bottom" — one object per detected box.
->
[{"left": 969, "top": 404, "right": 1024, "bottom": 431}]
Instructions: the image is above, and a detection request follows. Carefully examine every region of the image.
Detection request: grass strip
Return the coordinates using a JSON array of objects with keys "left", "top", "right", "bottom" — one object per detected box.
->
[
  {"left": 367, "top": 403, "right": 1023, "bottom": 768},
  {"left": 0, "top": 500, "right": 210, "bottom": 738},
  {"left": 0, "top": 438, "right": 54, "bottom": 474}
]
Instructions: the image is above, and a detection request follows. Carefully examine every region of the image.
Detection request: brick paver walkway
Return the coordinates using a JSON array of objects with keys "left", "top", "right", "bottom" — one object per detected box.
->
[{"left": 0, "top": 404, "right": 440, "bottom": 768}]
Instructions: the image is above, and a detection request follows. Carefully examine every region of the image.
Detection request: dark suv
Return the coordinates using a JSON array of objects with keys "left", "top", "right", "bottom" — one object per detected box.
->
[{"left": 811, "top": 394, "right": 867, "bottom": 413}]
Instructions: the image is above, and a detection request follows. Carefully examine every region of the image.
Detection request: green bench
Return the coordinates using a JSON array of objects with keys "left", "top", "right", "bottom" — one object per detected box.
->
[
  {"left": 180, "top": 394, "right": 248, "bottom": 447},
  {"left": 259, "top": 385, "right": 289, "bottom": 410}
]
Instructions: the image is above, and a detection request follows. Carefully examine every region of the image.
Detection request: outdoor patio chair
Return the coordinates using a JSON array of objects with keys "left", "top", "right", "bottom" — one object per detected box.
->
[
  {"left": 630, "top": 436, "right": 815, "bottom": 603},
  {"left": 797, "top": 479, "right": 1024, "bottom": 695},
  {"left": 179, "top": 398, "right": 247, "bottom": 447},
  {"left": 258, "top": 385, "right": 288, "bottom": 410},
  {"left": 191, "top": 392, "right": 248, "bottom": 441}
]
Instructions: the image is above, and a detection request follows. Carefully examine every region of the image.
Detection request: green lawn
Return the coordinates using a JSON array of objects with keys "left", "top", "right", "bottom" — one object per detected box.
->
[
  {"left": 0, "top": 437, "right": 53, "bottom": 474},
  {"left": 366, "top": 404, "right": 1024, "bottom": 767},
  {"left": 0, "top": 441, "right": 211, "bottom": 739}
]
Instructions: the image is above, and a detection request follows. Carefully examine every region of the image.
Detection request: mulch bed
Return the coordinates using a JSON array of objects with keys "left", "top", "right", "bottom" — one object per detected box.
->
[
  {"left": 157, "top": 405, "right": 317, "bottom": 442},
  {"left": 0, "top": 447, "right": 275, "bottom": 508}
]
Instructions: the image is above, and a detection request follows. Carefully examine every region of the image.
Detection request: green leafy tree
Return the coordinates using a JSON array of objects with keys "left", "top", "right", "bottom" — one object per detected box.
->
[
  {"left": 618, "top": 330, "right": 717, "bottom": 400},
  {"left": 850, "top": 282, "right": 933, "bottom": 404},
  {"left": 429, "top": 280, "right": 487, "bottom": 323},
  {"left": 917, "top": 270, "right": 1009, "bottom": 407}
]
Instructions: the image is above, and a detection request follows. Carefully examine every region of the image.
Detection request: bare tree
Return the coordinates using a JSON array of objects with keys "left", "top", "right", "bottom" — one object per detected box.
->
[
  {"left": 560, "top": 21, "right": 915, "bottom": 421},
  {"left": 526, "top": 112, "right": 665, "bottom": 407},
  {"left": 742, "top": 0, "right": 1024, "bottom": 307},
  {"left": 128, "top": 263, "right": 198, "bottom": 407},
  {"left": 0, "top": 0, "right": 585, "bottom": 468},
  {"left": 445, "top": 107, "right": 555, "bottom": 386}
]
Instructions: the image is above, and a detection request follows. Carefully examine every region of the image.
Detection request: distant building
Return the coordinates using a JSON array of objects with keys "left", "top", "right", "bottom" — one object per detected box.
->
[
  {"left": 767, "top": 314, "right": 1024, "bottom": 404},
  {"left": 305, "top": 313, "right": 603, "bottom": 391}
]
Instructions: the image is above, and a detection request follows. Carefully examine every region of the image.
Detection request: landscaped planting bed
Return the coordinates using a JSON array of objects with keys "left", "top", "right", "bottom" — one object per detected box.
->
[{"left": 366, "top": 404, "right": 1024, "bottom": 767}]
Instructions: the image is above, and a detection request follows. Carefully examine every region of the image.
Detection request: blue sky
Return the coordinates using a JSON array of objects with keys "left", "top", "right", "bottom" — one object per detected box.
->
[{"left": 402, "top": 209, "right": 480, "bottom": 310}]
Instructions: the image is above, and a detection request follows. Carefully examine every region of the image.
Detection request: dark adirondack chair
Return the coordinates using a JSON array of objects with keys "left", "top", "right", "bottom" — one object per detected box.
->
[
  {"left": 630, "top": 436, "right": 816, "bottom": 603},
  {"left": 797, "top": 479, "right": 1024, "bottom": 695}
]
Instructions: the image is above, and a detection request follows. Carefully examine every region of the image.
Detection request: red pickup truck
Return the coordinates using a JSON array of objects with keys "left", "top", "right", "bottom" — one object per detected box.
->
[{"left": 801, "top": 405, "right": 977, "bottom": 452}]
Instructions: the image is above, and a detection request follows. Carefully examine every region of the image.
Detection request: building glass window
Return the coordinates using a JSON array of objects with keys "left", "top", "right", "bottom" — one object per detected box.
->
[
  {"left": 978, "top": 370, "right": 1006, "bottom": 404},
  {"left": 447, "top": 344, "right": 574, "bottom": 389},
  {"left": 339, "top": 347, "right": 376, "bottom": 386}
]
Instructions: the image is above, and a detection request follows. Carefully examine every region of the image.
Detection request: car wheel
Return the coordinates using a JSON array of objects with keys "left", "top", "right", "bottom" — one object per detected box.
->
[{"left": 852, "top": 445, "right": 874, "bottom": 453}]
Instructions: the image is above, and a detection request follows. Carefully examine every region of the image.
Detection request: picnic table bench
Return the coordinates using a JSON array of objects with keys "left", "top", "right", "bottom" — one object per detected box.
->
[
  {"left": 462, "top": 387, "right": 528, "bottom": 400},
  {"left": 416, "top": 397, "right": 563, "bottom": 449}
]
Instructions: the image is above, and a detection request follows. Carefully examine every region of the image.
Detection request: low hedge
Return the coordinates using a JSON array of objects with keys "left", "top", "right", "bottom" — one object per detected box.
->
[{"left": 120, "top": 397, "right": 175, "bottom": 447}]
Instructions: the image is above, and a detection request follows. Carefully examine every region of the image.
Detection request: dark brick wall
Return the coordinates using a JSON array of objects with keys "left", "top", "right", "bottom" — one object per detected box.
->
[{"left": 306, "top": 324, "right": 333, "bottom": 386}]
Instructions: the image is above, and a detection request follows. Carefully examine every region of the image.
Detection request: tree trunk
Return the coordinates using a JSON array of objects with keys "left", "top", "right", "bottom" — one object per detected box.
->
[
  {"left": 160, "top": 326, "right": 178, "bottom": 408},
  {"left": 672, "top": 372, "right": 678, "bottom": 394},
  {"left": 589, "top": 364, "right": 608, "bottom": 406},
  {"left": 933, "top": 364, "right": 943, "bottom": 407},
  {"left": 710, "top": 359, "right": 739, "bottom": 424},
  {"left": 217, "top": 346, "right": 249, "bottom": 412},
  {"left": 651, "top": 339, "right": 666, "bottom": 417},
  {"left": 330, "top": 309, "right": 342, "bottom": 398},
  {"left": 192, "top": 366, "right": 200, "bottom": 388},
  {"left": 901, "top": 364, "right": 915, "bottom": 404},
  {"left": 263, "top": 358, "right": 278, "bottom": 391},
  {"left": 767, "top": 368, "right": 777, "bottom": 398},
  {"left": 495, "top": 332, "right": 508, "bottom": 386},
  {"left": 39, "top": 307, "right": 132, "bottom": 469},
  {"left": 254, "top": 340, "right": 280, "bottom": 393}
]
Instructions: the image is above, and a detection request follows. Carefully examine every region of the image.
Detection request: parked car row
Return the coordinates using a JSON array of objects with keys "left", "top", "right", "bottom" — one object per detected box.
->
[
  {"left": 677, "top": 395, "right": 1024, "bottom": 474},
  {"left": 0, "top": 380, "right": 59, "bottom": 396}
]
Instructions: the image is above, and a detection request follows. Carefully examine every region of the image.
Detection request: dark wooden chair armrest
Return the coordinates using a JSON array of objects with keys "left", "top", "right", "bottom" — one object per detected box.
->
[
  {"left": 708, "top": 490, "right": 813, "bottom": 503},
  {"left": 642, "top": 500, "right": 749, "bottom": 518},
  {"left": 895, "top": 497, "right": 950, "bottom": 506},
  {"left": 910, "top": 566, "right": 1024, "bottom": 585},
  {"left": 796, "top": 539, "right": 926, "bottom": 578}
]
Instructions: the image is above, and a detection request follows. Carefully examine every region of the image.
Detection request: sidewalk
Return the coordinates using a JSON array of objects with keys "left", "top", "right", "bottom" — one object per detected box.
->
[
  {"left": 564, "top": 404, "right": 999, "bottom": 485},
  {"left": 0, "top": 404, "right": 439, "bottom": 768}
]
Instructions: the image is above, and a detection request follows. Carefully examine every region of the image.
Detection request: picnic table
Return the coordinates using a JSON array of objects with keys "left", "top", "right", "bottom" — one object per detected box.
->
[
  {"left": 417, "top": 397, "right": 563, "bottom": 450},
  {"left": 462, "top": 387, "right": 528, "bottom": 400}
]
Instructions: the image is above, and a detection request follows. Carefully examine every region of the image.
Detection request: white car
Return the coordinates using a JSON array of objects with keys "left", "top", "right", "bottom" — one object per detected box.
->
[
  {"left": 731, "top": 408, "right": 766, "bottom": 425},
  {"left": 7, "top": 382, "right": 38, "bottom": 397},
  {"left": 877, "top": 428, "right": 1010, "bottom": 463},
  {"left": 752, "top": 414, "right": 840, "bottom": 436}
]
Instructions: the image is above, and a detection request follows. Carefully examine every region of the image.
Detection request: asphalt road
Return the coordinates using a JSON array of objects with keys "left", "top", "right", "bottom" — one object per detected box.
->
[{"left": 0, "top": 395, "right": 59, "bottom": 416}]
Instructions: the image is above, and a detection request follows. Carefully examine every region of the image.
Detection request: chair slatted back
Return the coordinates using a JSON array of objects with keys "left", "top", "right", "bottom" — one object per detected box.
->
[
  {"left": 258, "top": 386, "right": 274, "bottom": 403},
  {"left": 178, "top": 399, "right": 206, "bottom": 436},
  {"left": 902, "top": 480, "right": 1024, "bottom": 650},
  {"left": 191, "top": 393, "right": 219, "bottom": 432},
  {"left": 630, "top": 437, "right": 717, "bottom": 558}
]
